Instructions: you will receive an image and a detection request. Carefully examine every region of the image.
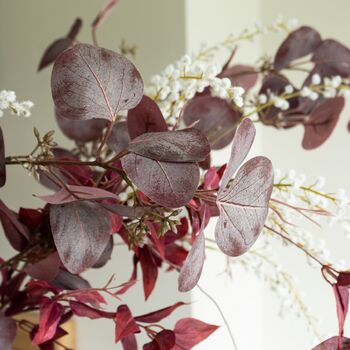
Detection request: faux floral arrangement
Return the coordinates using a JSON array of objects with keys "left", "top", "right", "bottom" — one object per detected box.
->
[{"left": 2, "top": 1, "right": 350, "bottom": 349}]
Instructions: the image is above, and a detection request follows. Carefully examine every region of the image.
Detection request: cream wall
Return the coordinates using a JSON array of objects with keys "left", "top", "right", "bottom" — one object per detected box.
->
[{"left": 1, "top": 1, "right": 350, "bottom": 349}]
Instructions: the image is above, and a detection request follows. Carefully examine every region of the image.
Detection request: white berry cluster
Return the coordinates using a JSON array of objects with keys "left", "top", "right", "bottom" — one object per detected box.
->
[
  {"left": 269, "top": 169, "right": 350, "bottom": 266},
  {"left": 145, "top": 54, "right": 245, "bottom": 126},
  {"left": 0, "top": 90, "right": 34, "bottom": 118}
]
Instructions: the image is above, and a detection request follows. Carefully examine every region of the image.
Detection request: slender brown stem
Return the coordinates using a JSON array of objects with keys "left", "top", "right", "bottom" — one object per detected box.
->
[
  {"left": 264, "top": 225, "right": 339, "bottom": 273},
  {"left": 96, "top": 119, "right": 117, "bottom": 160}
]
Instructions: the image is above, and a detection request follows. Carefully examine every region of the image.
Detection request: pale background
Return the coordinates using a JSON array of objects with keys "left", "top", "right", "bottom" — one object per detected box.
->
[{"left": 1, "top": 0, "right": 350, "bottom": 349}]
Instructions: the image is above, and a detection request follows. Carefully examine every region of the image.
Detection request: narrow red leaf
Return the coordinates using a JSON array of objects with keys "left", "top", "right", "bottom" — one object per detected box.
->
[
  {"left": 135, "top": 302, "right": 186, "bottom": 323},
  {"left": 144, "top": 330, "right": 175, "bottom": 350},
  {"left": 139, "top": 246, "right": 158, "bottom": 300},
  {"left": 70, "top": 301, "right": 115, "bottom": 319},
  {"left": 32, "top": 297, "right": 64, "bottom": 345},
  {"left": 115, "top": 305, "right": 140, "bottom": 343},
  {"left": 333, "top": 284, "right": 349, "bottom": 340},
  {"left": 121, "top": 334, "right": 138, "bottom": 350},
  {"left": 173, "top": 318, "right": 219, "bottom": 349}
]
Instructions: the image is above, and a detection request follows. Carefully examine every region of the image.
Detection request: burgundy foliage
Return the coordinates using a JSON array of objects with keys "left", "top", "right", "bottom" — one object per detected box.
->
[
  {"left": 312, "top": 337, "right": 350, "bottom": 350},
  {"left": 38, "top": 18, "right": 82, "bottom": 71},
  {"left": 121, "top": 153, "right": 200, "bottom": 208},
  {"left": 274, "top": 26, "right": 322, "bottom": 70},
  {"left": 302, "top": 97, "right": 345, "bottom": 150},
  {"left": 127, "top": 129, "right": 210, "bottom": 162},
  {"left": 3, "top": 19, "right": 350, "bottom": 350},
  {"left": 51, "top": 44, "right": 143, "bottom": 122},
  {"left": 127, "top": 95, "right": 168, "bottom": 139},
  {"left": 220, "top": 64, "right": 258, "bottom": 90},
  {"left": 50, "top": 201, "right": 112, "bottom": 273},
  {"left": 215, "top": 119, "right": 274, "bottom": 256},
  {"left": 183, "top": 96, "right": 241, "bottom": 150},
  {"left": 55, "top": 108, "right": 107, "bottom": 142}
]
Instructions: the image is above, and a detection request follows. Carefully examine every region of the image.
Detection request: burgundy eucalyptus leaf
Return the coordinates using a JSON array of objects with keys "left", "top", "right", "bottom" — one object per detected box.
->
[
  {"left": 178, "top": 230, "right": 205, "bottom": 292},
  {"left": 173, "top": 318, "right": 219, "bottom": 349},
  {"left": 135, "top": 302, "right": 186, "bottom": 323},
  {"left": 259, "top": 73, "right": 300, "bottom": 128},
  {"left": 115, "top": 305, "right": 140, "bottom": 343},
  {"left": 24, "top": 252, "right": 61, "bottom": 281},
  {"left": 122, "top": 334, "right": 138, "bottom": 350},
  {"left": 51, "top": 270, "right": 91, "bottom": 290},
  {"left": 333, "top": 284, "right": 349, "bottom": 339},
  {"left": 215, "top": 157, "right": 274, "bottom": 256},
  {"left": 32, "top": 297, "right": 64, "bottom": 345},
  {"left": 67, "top": 18, "right": 83, "bottom": 40},
  {"left": 92, "top": 0, "right": 120, "bottom": 33},
  {"left": 127, "top": 95, "right": 168, "bottom": 139},
  {"left": 55, "top": 108, "right": 107, "bottom": 142},
  {"left": 0, "top": 313, "right": 17, "bottom": 350},
  {"left": 312, "top": 39, "right": 350, "bottom": 75},
  {"left": 93, "top": 236, "right": 114, "bottom": 268},
  {"left": 70, "top": 301, "right": 115, "bottom": 319},
  {"left": 274, "top": 26, "right": 322, "bottom": 70},
  {"left": 139, "top": 246, "right": 158, "bottom": 300},
  {"left": 39, "top": 185, "right": 119, "bottom": 204},
  {"left": 52, "top": 44, "right": 143, "bottom": 122},
  {"left": 127, "top": 129, "right": 210, "bottom": 162},
  {"left": 183, "top": 96, "right": 241, "bottom": 150},
  {"left": 122, "top": 153, "right": 200, "bottom": 208},
  {"left": 50, "top": 201, "right": 112, "bottom": 274},
  {"left": 178, "top": 206, "right": 210, "bottom": 293},
  {"left": 0, "top": 200, "right": 30, "bottom": 251},
  {"left": 107, "top": 121, "right": 131, "bottom": 154},
  {"left": 0, "top": 127, "right": 6, "bottom": 187},
  {"left": 220, "top": 64, "right": 258, "bottom": 90},
  {"left": 302, "top": 97, "right": 345, "bottom": 150},
  {"left": 220, "top": 118, "right": 256, "bottom": 190},
  {"left": 312, "top": 336, "right": 350, "bottom": 350},
  {"left": 144, "top": 330, "right": 175, "bottom": 350}
]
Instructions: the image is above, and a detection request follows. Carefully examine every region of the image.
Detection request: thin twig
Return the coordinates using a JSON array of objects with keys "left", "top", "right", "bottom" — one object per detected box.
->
[{"left": 197, "top": 284, "right": 239, "bottom": 350}]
